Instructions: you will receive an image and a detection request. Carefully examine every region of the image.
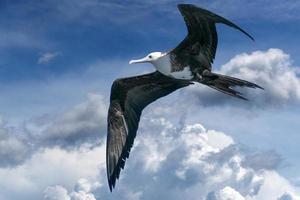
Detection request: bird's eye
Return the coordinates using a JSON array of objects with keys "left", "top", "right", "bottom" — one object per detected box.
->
[{"left": 149, "top": 55, "right": 152, "bottom": 59}]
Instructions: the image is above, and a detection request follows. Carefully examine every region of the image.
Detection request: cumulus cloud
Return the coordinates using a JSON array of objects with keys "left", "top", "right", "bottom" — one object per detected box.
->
[
  {"left": 190, "top": 48, "right": 300, "bottom": 108},
  {"left": 97, "top": 117, "right": 299, "bottom": 200},
  {"left": 2, "top": 94, "right": 107, "bottom": 169},
  {"left": 44, "top": 185, "right": 70, "bottom": 200},
  {"left": 127, "top": 119, "right": 264, "bottom": 199},
  {"left": 38, "top": 52, "right": 60, "bottom": 64},
  {"left": 0, "top": 93, "right": 106, "bottom": 169},
  {"left": 0, "top": 116, "right": 31, "bottom": 167},
  {"left": 206, "top": 186, "right": 245, "bottom": 200},
  {"left": 44, "top": 178, "right": 100, "bottom": 200},
  {"left": 0, "top": 145, "right": 105, "bottom": 200},
  {"left": 27, "top": 93, "right": 107, "bottom": 148},
  {"left": 0, "top": 112, "right": 299, "bottom": 200}
]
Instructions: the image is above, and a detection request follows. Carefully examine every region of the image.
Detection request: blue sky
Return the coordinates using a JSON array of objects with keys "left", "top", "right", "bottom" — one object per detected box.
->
[{"left": 1, "top": 1, "right": 300, "bottom": 200}]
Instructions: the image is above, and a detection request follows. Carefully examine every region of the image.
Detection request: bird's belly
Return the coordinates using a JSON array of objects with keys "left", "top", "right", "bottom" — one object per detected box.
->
[
  {"left": 169, "top": 66, "right": 194, "bottom": 80},
  {"left": 158, "top": 65, "right": 193, "bottom": 80}
]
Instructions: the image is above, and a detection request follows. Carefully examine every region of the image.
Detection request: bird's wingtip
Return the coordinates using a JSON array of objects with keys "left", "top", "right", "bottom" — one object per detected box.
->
[
  {"left": 249, "top": 34, "right": 255, "bottom": 42},
  {"left": 253, "top": 83, "right": 264, "bottom": 90},
  {"left": 257, "top": 86, "right": 264, "bottom": 90},
  {"left": 108, "top": 178, "right": 114, "bottom": 192},
  {"left": 107, "top": 172, "right": 114, "bottom": 192},
  {"left": 240, "top": 96, "right": 249, "bottom": 101}
]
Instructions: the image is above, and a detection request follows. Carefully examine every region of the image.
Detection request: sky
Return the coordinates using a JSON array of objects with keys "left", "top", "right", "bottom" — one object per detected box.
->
[{"left": 1, "top": 0, "right": 300, "bottom": 199}]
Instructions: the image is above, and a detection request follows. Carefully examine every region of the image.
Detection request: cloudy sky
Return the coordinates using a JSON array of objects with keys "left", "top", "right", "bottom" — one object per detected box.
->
[{"left": 1, "top": 0, "right": 300, "bottom": 199}]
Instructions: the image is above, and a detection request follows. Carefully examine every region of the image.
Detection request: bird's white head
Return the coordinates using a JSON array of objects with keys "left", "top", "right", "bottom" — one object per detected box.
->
[{"left": 129, "top": 52, "right": 164, "bottom": 64}]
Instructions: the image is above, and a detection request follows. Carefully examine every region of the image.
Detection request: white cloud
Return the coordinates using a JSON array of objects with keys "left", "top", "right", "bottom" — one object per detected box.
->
[
  {"left": 0, "top": 93, "right": 106, "bottom": 168},
  {"left": 0, "top": 145, "right": 105, "bottom": 200},
  {"left": 190, "top": 48, "right": 300, "bottom": 108},
  {"left": 44, "top": 185, "right": 70, "bottom": 200},
  {"left": 38, "top": 52, "right": 60, "bottom": 64},
  {"left": 0, "top": 116, "right": 31, "bottom": 167},
  {"left": 0, "top": 111, "right": 299, "bottom": 200},
  {"left": 27, "top": 93, "right": 107, "bottom": 148},
  {"left": 107, "top": 116, "right": 299, "bottom": 200},
  {"left": 251, "top": 171, "right": 300, "bottom": 200},
  {"left": 70, "top": 178, "right": 100, "bottom": 200},
  {"left": 44, "top": 178, "right": 100, "bottom": 200},
  {"left": 207, "top": 186, "right": 245, "bottom": 200},
  {"left": 221, "top": 48, "right": 300, "bottom": 103}
]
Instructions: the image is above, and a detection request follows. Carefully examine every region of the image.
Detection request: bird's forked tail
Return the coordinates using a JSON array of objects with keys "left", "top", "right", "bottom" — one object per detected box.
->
[{"left": 197, "top": 70, "right": 263, "bottom": 100}]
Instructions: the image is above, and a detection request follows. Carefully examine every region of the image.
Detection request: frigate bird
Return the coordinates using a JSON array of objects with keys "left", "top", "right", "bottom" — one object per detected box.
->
[{"left": 106, "top": 4, "right": 263, "bottom": 191}]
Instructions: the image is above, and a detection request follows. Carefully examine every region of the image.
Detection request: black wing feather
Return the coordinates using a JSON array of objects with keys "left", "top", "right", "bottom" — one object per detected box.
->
[
  {"left": 171, "top": 4, "right": 254, "bottom": 71},
  {"left": 106, "top": 71, "right": 191, "bottom": 191}
]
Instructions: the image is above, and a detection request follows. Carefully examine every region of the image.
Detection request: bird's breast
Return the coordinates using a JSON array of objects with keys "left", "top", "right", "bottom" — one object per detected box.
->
[{"left": 153, "top": 54, "right": 193, "bottom": 80}]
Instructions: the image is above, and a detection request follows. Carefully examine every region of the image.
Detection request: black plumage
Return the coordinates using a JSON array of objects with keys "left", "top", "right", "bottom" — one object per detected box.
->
[
  {"left": 106, "top": 72, "right": 192, "bottom": 191},
  {"left": 170, "top": 4, "right": 254, "bottom": 72}
]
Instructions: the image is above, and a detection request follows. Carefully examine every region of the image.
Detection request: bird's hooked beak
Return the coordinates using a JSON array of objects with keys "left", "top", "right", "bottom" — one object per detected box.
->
[{"left": 129, "top": 56, "right": 149, "bottom": 64}]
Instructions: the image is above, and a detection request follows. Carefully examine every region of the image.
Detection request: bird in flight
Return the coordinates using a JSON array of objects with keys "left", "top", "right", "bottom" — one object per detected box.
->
[{"left": 106, "top": 4, "right": 263, "bottom": 191}]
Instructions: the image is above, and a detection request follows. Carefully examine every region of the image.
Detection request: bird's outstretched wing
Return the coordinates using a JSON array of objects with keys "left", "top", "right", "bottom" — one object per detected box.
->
[
  {"left": 170, "top": 4, "right": 254, "bottom": 72},
  {"left": 106, "top": 71, "right": 192, "bottom": 191}
]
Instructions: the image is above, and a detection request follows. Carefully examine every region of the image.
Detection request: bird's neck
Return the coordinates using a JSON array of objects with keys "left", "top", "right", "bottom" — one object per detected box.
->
[{"left": 151, "top": 54, "right": 172, "bottom": 76}]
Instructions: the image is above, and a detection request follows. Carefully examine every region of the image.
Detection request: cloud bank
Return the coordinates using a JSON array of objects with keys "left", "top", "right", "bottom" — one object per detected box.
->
[
  {"left": 40, "top": 117, "right": 300, "bottom": 200},
  {"left": 0, "top": 93, "right": 107, "bottom": 170},
  {"left": 190, "top": 48, "right": 300, "bottom": 108},
  {"left": 1, "top": 94, "right": 299, "bottom": 199}
]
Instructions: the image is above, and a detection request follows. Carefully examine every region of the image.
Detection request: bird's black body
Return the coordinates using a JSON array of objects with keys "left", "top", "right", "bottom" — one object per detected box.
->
[{"left": 106, "top": 4, "right": 263, "bottom": 191}]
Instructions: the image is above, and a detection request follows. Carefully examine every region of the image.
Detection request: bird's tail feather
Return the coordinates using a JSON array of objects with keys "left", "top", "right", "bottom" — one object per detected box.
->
[{"left": 199, "top": 71, "right": 263, "bottom": 100}]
